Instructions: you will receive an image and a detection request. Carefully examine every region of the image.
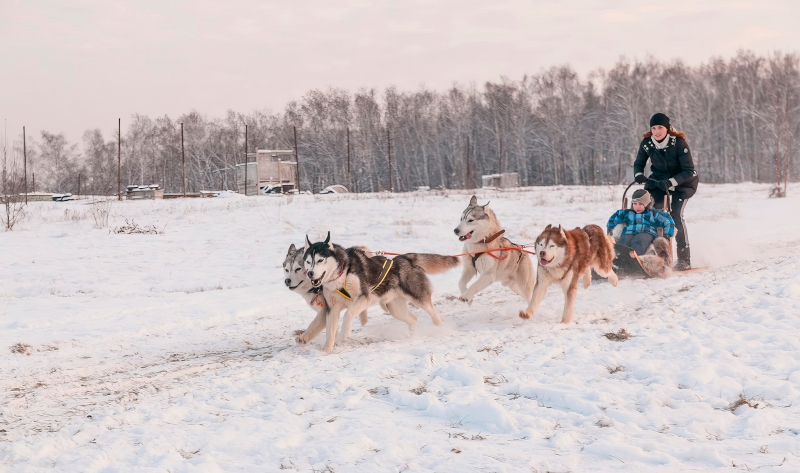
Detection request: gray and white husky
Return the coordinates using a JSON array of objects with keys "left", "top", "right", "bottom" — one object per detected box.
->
[
  {"left": 304, "top": 232, "right": 460, "bottom": 353},
  {"left": 283, "top": 244, "right": 369, "bottom": 345},
  {"left": 453, "top": 195, "right": 535, "bottom": 303}
]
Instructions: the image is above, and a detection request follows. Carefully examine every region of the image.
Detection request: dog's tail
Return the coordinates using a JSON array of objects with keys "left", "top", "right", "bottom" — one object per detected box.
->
[
  {"left": 653, "top": 237, "right": 673, "bottom": 267},
  {"left": 403, "top": 253, "right": 461, "bottom": 274}
]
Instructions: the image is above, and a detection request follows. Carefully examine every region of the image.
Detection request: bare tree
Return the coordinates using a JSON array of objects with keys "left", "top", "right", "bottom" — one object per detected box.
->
[{"left": 1, "top": 130, "right": 26, "bottom": 230}]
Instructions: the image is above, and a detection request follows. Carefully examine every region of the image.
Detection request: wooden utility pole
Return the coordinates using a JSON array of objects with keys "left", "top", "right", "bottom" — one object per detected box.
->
[
  {"left": 465, "top": 136, "right": 471, "bottom": 189},
  {"left": 181, "top": 122, "right": 186, "bottom": 197},
  {"left": 346, "top": 127, "right": 351, "bottom": 190},
  {"left": 23, "top": 126, "right": 27, "bottom": 204},
  {"left": 293, "top": 126, "right": 300, "bottom": 192},
  {"left": 118, "top": 118, "right": 121, "bottom": 200},
  {"left": 499, "top": 137, "right": 503, "bottom": 175},
  {"left": 244, "top": 124, "right": 248, "bottom": 196},
  {"left": 387, "top": 129, "right": 393, "bottom": 192},
  {"left": 78, "top": 173, "right": 81, "bottom": 199}
]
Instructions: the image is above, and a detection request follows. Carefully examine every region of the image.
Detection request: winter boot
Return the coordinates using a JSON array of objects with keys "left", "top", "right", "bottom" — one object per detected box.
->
[{"left": 675, "top": 246, "right": 691, "bottom": 271}]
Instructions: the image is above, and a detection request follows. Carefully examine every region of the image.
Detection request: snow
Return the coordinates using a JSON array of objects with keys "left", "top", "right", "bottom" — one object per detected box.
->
[{"left": 1, "top": 183, "right": 799, "bottom": 472}]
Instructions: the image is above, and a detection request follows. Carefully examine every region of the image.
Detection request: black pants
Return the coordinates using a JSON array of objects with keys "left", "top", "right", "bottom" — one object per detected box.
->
[
  {"left": 649, "top": 189, "right": 690, "bottom": 249},
  {"left": 619, "top": 233, "right": 655, "bottom": 256}
]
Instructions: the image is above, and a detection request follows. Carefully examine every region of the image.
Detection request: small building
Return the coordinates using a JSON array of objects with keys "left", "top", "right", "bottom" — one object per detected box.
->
[
  {"left": 236, "top": 149, "right": 297, "bottom": 195},
  {"left": 481, "top": 172, "right": 520, "bottom": 189},
  {"left": 125, "top": 184, "right": 164, "bottom": 200}
]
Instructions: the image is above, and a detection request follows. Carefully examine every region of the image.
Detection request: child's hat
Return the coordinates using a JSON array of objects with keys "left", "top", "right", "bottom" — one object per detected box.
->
[{"left": 631, "top": 189, "right": 653, "bottom": 208}]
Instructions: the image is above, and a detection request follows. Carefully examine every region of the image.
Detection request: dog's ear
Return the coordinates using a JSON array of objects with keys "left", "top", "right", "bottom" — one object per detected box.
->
[
  {"left": 469, "top": 195, "right": 478, "bottom": 206},
  {"left": 544, "top": 224, "right": 552, "bottom": 231},
  {"left": 324, "top": 231, "right": 330, "bottom": 245},
  {"left": 304, "top": 234, "right": 312, "bottom": 252},
  {"left": 558, "top": 225, "right": 567, "bottom": 240},
  {"left": 482, "top": 201, "right": 490, "bottom": 208},
  {"left": 288, "top": 243, "right": 297, "bottom": 255}
]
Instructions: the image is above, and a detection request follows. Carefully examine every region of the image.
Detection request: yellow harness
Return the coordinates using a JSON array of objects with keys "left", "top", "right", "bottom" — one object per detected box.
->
[{"left": 335, "top": 259, "right": 394, "bottom": 300}]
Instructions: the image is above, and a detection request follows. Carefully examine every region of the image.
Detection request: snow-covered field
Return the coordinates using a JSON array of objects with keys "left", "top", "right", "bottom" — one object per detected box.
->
[{"left": 2, "top": 183, "right": 799, "bottom": 472}]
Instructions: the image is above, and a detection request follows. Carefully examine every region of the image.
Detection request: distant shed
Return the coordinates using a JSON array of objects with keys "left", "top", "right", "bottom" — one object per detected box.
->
[
  {"left": 482, "top": 173, "right": 519, "bottom": 189},
  {"left": 24, "top": 193, "right": 53, "bottom": 202},
  {"left": 236, "top": 149, "right": 297, "bottom": 195}
]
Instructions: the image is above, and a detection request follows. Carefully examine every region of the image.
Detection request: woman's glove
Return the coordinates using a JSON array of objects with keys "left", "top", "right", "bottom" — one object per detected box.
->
[
  {"left": 656, "top": 180, "right": 671, "bottom": 191},
  {"left": 634, "top": 174, "right": 647, "bottom": 184}
]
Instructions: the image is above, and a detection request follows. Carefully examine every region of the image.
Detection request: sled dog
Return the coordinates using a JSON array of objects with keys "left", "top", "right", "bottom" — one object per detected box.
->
[
  {"left": 610, "top": 225, "right": 674, "bottom": 278},
  {"left": 519, "top": 224, "right": 618, "bottom": 323},
  {"left": 304, "top": 233, "right": 459, "bottom": 353},
  {"left": 638, "top": 237, "right": 673, "bottom": 278},
  {"left": 283, "top": 243, "right": 370, "bottom": 345},
  {"left": 453, "top": 195, "right": 535, "bottom": 303}
]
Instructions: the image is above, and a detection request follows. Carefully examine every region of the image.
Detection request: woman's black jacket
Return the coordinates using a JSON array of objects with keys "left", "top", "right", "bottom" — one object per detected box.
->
[{"left": 634, "top": 134, "right": 699, "bottom": 199}]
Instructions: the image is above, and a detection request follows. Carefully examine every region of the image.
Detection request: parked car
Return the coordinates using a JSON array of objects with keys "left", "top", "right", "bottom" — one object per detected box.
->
[
  {"left": 260, "top": 184, "right": 283, "bottom": 195},
  {"left": 319, "top": 185, "right": 349, "bottom": 194}
]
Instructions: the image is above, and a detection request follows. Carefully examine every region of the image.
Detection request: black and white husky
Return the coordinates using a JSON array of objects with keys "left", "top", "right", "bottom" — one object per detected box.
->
[
  {"left": 283, "top": 244, "right": 369, "bottom": 345},
  {"left": 303, "top": 232, "right": 460, "bottom": 353}
]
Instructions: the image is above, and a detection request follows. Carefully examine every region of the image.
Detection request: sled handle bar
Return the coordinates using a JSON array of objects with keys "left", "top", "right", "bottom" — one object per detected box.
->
[
  {"left": 621, "top": 181, "right": 637, "bottom": 210},
  {"left": 622, "top": 180, "right": 671, "bottom": 212}
]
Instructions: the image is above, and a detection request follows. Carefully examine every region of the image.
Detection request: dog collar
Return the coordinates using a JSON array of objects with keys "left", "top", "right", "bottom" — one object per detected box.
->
[
  {"left": 307, "top": 286, "right": 322, "bottom": 294},
  {"left": 480, "top": 229, "right": 506, "bottom": 244}
]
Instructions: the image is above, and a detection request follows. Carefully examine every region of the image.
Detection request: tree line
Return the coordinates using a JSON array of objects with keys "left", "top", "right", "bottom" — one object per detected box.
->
[{"left": 3, "top": 50, "right": 799, "bottom": 197}]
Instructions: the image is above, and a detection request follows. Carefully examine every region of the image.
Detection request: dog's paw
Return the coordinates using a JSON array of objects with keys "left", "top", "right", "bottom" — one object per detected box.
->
[
  {"left": 519, "top": 309, "right": 532, "bottom": 320},
  {"left": 295, "top": 335, "right": 308, "bottom": 345},
  {"left": 407, "top": 321, "right": 418, "bottom": 336},
  {"left": 322, "top": 344, "right": 334, "bottom": 354},
  {"left": 458, "top": 295, "right": 473, "bottom": 304},
  {"left": 608, "top": 273, "right": 619, "bottom": 287}
]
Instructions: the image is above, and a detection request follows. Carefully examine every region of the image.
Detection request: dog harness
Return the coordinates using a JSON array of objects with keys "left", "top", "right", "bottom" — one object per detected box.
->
[
  {"left": 307, "top": 286, "right": 325, "bottom": 307},
  {"left": 471, "top": 230, "right": 509, "bottom": 265},
  {"left": 335, "top": 259, "right": 394, "bottom": 300}
]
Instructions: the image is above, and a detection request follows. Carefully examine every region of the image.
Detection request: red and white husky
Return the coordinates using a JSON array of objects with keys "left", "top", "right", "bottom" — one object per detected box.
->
[{"left": 519, "top": 224, "right": 618, "bottom": 323}]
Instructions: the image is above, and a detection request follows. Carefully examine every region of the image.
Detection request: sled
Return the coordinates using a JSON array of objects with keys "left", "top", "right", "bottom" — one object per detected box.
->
[{"left": 609, "top": 182, "right": 707, "bottom": 279}]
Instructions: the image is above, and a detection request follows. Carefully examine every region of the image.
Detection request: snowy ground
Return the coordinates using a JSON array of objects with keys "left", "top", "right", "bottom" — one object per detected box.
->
[{"left": 1, "top": 183, "right": 799, "bottom": 472}]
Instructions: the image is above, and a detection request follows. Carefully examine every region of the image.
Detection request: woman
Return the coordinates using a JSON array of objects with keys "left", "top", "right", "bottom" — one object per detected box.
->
[{"left": 633, "top": 112, "right": 698, "bottom": 270}]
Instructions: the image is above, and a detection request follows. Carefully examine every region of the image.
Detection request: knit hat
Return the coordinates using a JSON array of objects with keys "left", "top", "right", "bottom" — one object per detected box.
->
[
  {"left": 631, "top": 189, "right": 653, "bottom": 209},
  {"left": 650, "top": 113, "right": 670, "bottom": 129}
]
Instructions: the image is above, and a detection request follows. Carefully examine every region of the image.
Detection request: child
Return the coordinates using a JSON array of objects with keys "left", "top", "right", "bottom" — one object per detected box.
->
[{"left": 607, "top": 189, "right": 675, "bottom": 256}]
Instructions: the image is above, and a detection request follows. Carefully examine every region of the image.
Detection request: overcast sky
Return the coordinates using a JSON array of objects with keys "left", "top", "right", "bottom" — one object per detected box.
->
[{"left": 2, "top": 0, "right": 798, "bottom": 146}]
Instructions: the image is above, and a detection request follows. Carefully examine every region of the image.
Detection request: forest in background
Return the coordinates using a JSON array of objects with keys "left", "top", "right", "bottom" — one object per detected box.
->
[{"left": 2, "top": 50, "right": 798, "bottom": 197}]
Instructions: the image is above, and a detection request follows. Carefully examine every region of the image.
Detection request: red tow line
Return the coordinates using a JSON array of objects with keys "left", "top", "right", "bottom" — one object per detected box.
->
[{"left": 375, "top": 246, "right": 537, "bottom": 261}]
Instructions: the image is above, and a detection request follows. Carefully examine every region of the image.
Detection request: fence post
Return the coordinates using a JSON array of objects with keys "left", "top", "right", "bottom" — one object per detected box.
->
[
  {"left": 181, "top": 122, "right": 186, "bottom": 197},
  {"left": 23, "top": 126, "right": 27, "bottom": 204},
  {"left": 294, "top": 126, "right": 300, "bottom": 192},
  {"left": 387, "top": 129, "right": 393, "bottom": 192},
  {"left": 347, "top": 126, "right": 351, "bottom": 192},
  {"left": 117, "top": 119, "right": 121, "bottom": 200},
  {"left": 465, "top": 136, "right": 471, "bottom": 189},
  {"left": 499, "top": 137, "right": 503, "bottom": 176},
  {"left": 244, "top": 124, "right": 248, "bottom": 196}
]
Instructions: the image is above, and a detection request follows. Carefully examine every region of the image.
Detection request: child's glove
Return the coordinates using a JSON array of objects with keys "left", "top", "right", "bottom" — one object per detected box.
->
[
  {"left": 656, "top": 180, "right": 671, "bottom": 191},
  {"left": 634, "top": 174, "right": 647, "bottom": 184}
]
